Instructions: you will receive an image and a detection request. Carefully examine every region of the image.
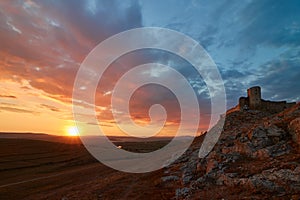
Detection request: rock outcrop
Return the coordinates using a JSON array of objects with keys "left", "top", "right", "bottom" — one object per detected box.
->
[
  {"left": 162, "top": 103, "right": 300, "bottom": 199},
  {"left": 289, "top": 117, "right": 300, "bottom": 145}
]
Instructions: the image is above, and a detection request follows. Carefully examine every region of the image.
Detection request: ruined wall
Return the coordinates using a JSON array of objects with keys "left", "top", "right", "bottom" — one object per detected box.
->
[
  {"left": 261, "top": 100, "right": 296, "bottom": 114},
  {"left": 237, "top": 86, "right": 296, "bottom": 113},
  {"left": 239, "top": 97, "right": 249, "bottom": 110}
]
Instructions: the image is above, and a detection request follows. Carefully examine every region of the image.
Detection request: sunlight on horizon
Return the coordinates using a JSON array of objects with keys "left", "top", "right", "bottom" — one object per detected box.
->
[{"left": 66, "top": 126, "right": 79, "bottom": 137}]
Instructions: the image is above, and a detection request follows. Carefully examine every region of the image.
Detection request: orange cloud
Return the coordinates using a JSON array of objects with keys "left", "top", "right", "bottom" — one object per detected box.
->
[{"left": 0, "top": 1, "right": 212, "bottom": 137}]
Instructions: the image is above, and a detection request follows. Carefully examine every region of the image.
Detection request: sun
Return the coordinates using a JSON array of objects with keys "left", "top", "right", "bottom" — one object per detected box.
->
[{"left": 66, "top": 126, "right": 79, "bottom": 136}]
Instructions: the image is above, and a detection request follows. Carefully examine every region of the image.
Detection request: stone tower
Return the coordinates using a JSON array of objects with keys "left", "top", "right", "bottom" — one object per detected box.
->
[{"left": 247, "top": 86, "right": 261, "bottom": 109}]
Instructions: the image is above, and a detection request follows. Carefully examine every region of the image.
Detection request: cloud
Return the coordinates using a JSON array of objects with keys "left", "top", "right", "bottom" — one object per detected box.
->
[
  {"left": 249, "top": 51, "right": 300, "bottom": 102},
  {"left": 0, "top": 95, "right": 17, "bottom": 99},
  {"left": 0, "top": 106, "right": 38, "bottom": 114},
  {"left": 87, "top": 122, "right": 113, "bottom": 127},
  {"left": 1, "top": 1, "right": 299, "bottom": 135},
  {"left": 40, "top": 104, "right": 60, "bottom": 112},
  {"left": 0, "top": 0, "right": 143, "bottom": 103},
  {"left": 237, "top": 0, "right": 300, "bottom": 47}
]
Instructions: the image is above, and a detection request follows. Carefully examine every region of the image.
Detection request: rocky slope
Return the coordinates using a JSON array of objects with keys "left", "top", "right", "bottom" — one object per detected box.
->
[{"left": 162, "top": 103, "right": 300, "bottom": 199}]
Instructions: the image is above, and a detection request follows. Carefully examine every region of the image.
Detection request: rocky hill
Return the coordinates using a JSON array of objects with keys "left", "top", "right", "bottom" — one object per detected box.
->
[{"left": 162, "top": 103, "right": 300, "bottom": 199}]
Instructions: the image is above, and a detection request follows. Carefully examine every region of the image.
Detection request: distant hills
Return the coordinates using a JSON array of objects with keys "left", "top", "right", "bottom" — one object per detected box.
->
[{"left": 0, "top": 132, "right": 174, "bottom": 143}]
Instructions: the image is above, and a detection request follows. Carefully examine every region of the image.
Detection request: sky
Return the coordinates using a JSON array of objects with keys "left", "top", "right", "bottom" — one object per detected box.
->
[{"left": 0, "top": 0, "right": 299, "bottom": 136}]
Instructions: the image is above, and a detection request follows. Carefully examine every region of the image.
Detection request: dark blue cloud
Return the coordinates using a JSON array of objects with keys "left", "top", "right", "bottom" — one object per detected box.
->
[
  {"left": 1, "top": 0, "right": 299, "bottom": 113},
  {"left": 140, "top": 0, "right": 300, "bottom": 105},
  {"left": 249, "top": 51, "right": 300, "bottom": 102},
  {"left": 238, "top": 0, "right": 300, "bottom": 47}
]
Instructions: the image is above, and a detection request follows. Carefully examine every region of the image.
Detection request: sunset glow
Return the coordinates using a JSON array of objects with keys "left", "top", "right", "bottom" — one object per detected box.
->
[
  {"left": 66, "top": 126, "right": 79, "bottom": 137},
  {"left": 0, "top": 1, "right": 299, "bottom": 137}
]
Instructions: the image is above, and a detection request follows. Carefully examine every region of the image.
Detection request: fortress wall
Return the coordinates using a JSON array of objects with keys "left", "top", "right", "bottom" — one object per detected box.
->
[
  {"left": 238, "top": 97, "right": 249, "bottom": 110},
  {"left": 287, "top": 102, "right": 297, "bottom": 107},
  {"left": 236, "top": 86, "right": 296, "bottom": 113},
  {"left": 260, "top": 100, "right": 295, "bottom": 114}
]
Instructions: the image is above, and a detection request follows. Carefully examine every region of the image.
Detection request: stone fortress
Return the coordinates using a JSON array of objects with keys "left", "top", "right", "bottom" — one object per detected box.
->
[
  {"left": 227, "top": 86, "right": 296, "bottom": 114},
  {"left": 237, "top": 86, "right": 296, "bottom": 114}
]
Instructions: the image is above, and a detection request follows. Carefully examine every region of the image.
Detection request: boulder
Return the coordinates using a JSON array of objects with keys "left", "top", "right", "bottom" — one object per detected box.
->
[
  {"left": 175, "top": 187, "right": 190, "bottom": 199},
  {"left": 266, "top": 125, "right": 286, "bottom": 137},
  {"left": 161, "top": 175, "right": 180, "bottom": 182},
  {"left": 206, "top": 159, "right": 218, "bottom": 174},
  {"left": 248, "top": 126, "right": 267, "bottom": 139},
  {"left": 249, "top": 175, "right": 284, "bottom": 193},
  {"left": 288, "top": 117, "right": 300, "bottom": 145}
]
